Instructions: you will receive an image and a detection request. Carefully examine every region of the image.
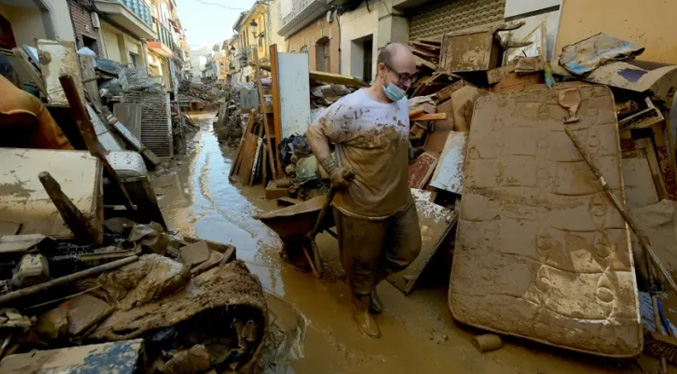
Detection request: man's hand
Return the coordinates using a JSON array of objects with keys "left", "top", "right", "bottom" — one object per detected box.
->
[{"left": 320, "top": 156, "right": 356, "bottom": 188}]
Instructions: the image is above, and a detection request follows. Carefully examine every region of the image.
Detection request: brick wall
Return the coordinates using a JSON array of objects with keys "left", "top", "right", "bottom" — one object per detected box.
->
[{"left": 68, "top": 0, "right": 104, "bottom": 57}]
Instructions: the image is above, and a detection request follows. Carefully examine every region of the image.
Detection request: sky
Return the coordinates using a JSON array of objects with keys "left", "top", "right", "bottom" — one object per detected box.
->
[{"left": 175, "top": 0, "right": 256, "bottom": 49}]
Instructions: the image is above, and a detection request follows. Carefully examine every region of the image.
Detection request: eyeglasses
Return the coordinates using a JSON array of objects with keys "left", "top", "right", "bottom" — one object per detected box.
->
[{"left": 383, "top": 62, "right": 417, "bottom": 84}]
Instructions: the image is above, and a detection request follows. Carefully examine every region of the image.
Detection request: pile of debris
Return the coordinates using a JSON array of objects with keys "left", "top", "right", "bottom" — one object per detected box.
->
[
  {"left": 398, "top": 23, "right": 677, "bottom": 365},
  {"left": 0, "top": 38, "right": 282, "bottom": 372},
  {"left": 177, "top": 79, "right": 226, "bottom": 112}
]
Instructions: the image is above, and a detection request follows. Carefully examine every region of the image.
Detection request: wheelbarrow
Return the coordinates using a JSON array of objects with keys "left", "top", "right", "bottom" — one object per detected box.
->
[{"left": 255, "top": 194, "right": 337, "bottom": 278}]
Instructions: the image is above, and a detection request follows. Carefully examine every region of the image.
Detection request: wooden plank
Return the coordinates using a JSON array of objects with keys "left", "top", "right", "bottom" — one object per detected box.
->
[
  {"left": 622, "top": 149, "right": 660, "bottom": 209},
  {"left": 408, "top": 152, "right": 439, "bottom": 188},
  {"left": 417, "top": 38, "right": 442, "bottom": 46},
  {"left": 0, "top": 148, "right": 101, "bottom": 240},
  {"left": 424, "top": 99, "right": 455, "bottom": 154},
  {"left": 387, "top": 189, "right": 456, "bottom": 294},
  {"left": 415, "top": 56, "right": 439, "bottom": 71},
  {"left": 259, "top": 63, "right": 369, "bottom": 87},
  {"left": 412, "top": 47, "right": 438, "bottom": 60},
  {"left": 79, "top": 54, "right": 101, "bottom": 103},
  {"left": 429, "top": 131, "right": 467, "bottom": 194},
  {"left": 270, "top": 45, "right": 283, "bottom": 177},
  {"left": 113, "top": 103, "right": 143, "bottom": 140},
  {"left": 634, "top": 138, "right": 668, "bottom": 201},
  {"left": 253, "top": 47, "right": 278, "bottom": 182},
  {"left": 229, "top": 111, "right": 256, "bottom": 178},
  {"left": 309, "top": 71, "right": 368, "bottom": 87},
  {"left": 651, "top": 122, "right": 677, "bottom": 199},
  {"left": 410, "top": 112, "right": 448, "bottom": 121},
  {"left": 409, "top": 41, "right": 441, "bottom": 51},
  {"left": 237, "top": 132, "right": 259, "bottom": 183}
]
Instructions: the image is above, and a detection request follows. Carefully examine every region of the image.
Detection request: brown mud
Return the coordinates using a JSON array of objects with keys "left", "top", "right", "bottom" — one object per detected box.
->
[{"left": 150, "top": 112, "right": 647, "bottom": 374}]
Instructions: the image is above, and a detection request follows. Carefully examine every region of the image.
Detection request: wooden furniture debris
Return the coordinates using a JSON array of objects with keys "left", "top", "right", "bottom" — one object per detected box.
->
[
  {"left": 269, "top": 44, "right": 285, "bottom": 177},
  {"left": 410, "top": 112, "right": 448, "bottom": 121},
  {"left": 60, "top": 75, "right": 136, "bottom": 212},
  {"left": 408, "top": 152, "right": 439, "bottom": 188},
  {"left": 618, "top": 97, "right": 665, "bottom": 132},
  {"left": 105, "top": 112, "right": 161, "bottom": 167},
  {"left": 266, "top": 181, "right": 291, "bottom": 199},
  {"left": 0, "top": 148, "right": 102, "bottom": 239},
  {"left": 259, "top": 63, "right": 368, "bottom": 87},
  {"left": 38, "top": 172, "right": 102, "bottom": 245},
  {"left": 387, "top": 189, "right": 456, "bottom": 294},
  {"left": 439, "top": 29, "right": 502, "bottom": 73},
  {"left": 429, "top": 131, "right": 467, "bottom": 194}
]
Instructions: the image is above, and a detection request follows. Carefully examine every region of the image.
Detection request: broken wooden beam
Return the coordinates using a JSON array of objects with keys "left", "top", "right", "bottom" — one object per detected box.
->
[
  {"left": 0, "top": 256, "right": 138, "bottom": 305},
  {"left": 410, "top": 112, "right": 448, "bottom": 121},
  {"left": 59, "top": 74, "right": 137, "bottom": 212},
  {"left": 38, "top": 171, "right": 102, "bottom": 245}
]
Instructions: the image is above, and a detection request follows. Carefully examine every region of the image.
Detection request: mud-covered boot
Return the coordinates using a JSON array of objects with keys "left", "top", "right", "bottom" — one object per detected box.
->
[
  {"left": 370, "top": 290, "right": 383, "bottom": 314},
  {"left": 353, "top": 309, "right": 381, "bottom": 339}
]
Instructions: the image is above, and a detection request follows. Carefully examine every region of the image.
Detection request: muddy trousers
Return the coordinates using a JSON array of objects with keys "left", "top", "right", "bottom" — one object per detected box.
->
[{"left": 333, "top": 203, "right": 422, "bottom": 311}]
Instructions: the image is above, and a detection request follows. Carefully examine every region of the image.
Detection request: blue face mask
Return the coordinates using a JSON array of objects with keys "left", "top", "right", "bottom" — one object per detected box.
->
[{"left": 382, "top": 82, "right": 406, "bottom": 102}]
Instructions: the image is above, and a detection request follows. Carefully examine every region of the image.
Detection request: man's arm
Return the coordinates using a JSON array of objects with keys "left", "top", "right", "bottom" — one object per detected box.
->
[{"left": 306, "top": 110, "right": 354, "bottom": 187}]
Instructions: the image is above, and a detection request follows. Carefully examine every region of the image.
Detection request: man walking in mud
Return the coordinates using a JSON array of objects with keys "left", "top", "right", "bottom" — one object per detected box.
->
[{"left": 306, "top": 43, "right": 421, "bottom": 338}]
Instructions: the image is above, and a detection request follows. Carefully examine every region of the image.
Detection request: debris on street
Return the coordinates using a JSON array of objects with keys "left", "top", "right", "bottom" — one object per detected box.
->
[{"left": 6, "top": 0, "right": 677, "bottom": 372}]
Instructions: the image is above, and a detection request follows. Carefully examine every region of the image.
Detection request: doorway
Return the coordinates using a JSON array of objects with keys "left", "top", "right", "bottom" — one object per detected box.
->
[
  {"left": 315, "top": 36, "right": 330, "bottom": 72},
  {"left": 350, "top": 34, "right": 373, "bottom": 83}
]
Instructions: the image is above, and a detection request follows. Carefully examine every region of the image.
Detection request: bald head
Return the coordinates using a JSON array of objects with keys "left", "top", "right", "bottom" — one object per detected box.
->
[
  {"left": 377, "top": 43, "right": 415, "bottom": 68},
  {"left": 375, "top": 42, "right": 416, "bottom": 91}
]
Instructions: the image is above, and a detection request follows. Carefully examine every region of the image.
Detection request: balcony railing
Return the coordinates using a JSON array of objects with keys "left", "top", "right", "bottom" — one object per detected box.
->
[
  {"left": 156, "top": 24, "right": 177, "bottom": 52},
  {"left": 278, "top": 0, "right": 330, "bottom": 37},
  {"left": 118, "top": 0, "right": 152, "bottom": 26}
]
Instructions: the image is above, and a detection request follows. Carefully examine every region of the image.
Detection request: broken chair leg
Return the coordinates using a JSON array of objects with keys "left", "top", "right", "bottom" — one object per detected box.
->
[{"left": 38, "top": 171, "right": 102, "bottom": 245}]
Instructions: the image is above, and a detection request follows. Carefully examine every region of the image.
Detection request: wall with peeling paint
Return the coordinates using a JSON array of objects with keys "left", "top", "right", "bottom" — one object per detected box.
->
[{"left": 556, "top": 0, "right": 677, "bottom": 64}]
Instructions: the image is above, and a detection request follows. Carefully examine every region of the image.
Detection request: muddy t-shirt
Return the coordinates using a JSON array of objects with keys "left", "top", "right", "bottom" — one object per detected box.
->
[{"left": 307, "top": 89, "right": 413, "bottom": 219}]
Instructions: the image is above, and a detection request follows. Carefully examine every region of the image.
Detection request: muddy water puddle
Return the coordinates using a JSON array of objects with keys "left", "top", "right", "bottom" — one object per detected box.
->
[{"left": 151, "top": 112, "right": 643, "bottom": 374}]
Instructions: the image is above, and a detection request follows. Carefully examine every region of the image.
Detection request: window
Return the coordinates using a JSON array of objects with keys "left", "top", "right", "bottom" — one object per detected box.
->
[
  {"left": 82, "top": 35, "right": 98, "bottom": 55},
  {"left": 129, "top": 52, "right": 139, "bottom": 67}
]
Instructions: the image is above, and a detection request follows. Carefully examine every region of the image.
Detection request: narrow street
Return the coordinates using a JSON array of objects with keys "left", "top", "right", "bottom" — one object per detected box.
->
[{"left": 151, "top": 112, "right": 641, "bottom": 374}]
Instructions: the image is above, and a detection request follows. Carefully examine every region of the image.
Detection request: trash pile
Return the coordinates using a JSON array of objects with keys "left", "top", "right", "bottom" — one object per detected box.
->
[
  {"left": 177, "top": 79, "right": 227, "bottom": 112},
  {"left": 400, "top": 23, "right": 677, "bottom": 364},
  {"left": 0, "top": 39, "right": 283, "bottom": 373}
]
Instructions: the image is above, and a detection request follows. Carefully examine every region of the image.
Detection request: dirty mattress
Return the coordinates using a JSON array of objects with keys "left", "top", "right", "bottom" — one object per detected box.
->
[{"left": 449, "top": 86, "right": 642, "bottom": 357}]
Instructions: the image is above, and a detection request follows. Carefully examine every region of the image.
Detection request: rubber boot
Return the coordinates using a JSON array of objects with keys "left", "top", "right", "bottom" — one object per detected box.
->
[
  {"left": 353, "top": 308, "right": 381, "bottom": 339},
  {"left": 370, "top": 289, "right": 383, "bottom": 314}
]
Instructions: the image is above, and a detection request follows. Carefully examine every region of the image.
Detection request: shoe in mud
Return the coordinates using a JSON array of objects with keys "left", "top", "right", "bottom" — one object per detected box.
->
[
  {"left": 353, "top": 309, "right": 381, "bottom": 339},
  {"left": 370, "top": 290, "right": 383, "bottom": 314}
]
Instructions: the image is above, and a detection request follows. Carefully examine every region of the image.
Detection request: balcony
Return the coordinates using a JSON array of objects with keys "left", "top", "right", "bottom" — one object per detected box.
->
[
  {"left": 147, "top": 24, "right": 176, "bottom": 58},
  {"left": 93, "top": 0, "right": 156, "bottom": 39},
  {"left": 278, "top": 0, "right": 330, "bottom": 38}
]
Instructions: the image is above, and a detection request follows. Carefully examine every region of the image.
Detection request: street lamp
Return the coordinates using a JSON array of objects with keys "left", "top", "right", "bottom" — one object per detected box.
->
[{"left": 249, "top": 19, "right": 264, "bottom": 39}]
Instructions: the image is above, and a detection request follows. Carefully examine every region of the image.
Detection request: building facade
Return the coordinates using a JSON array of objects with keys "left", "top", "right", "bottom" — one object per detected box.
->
[
  {"left": 0, "top": 0, "right": 76, "bottom": 47},
  {"left": 233, "top": 1, "right": 270, "bottom": 82},
  {"left": 282, "top": 9, "right": 339, "bottom": 74}
]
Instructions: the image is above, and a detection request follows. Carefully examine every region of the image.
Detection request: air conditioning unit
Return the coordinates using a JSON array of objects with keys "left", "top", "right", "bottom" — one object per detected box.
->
[{"left": 91, "top": 12, "right": 101, "bottom": 29}]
